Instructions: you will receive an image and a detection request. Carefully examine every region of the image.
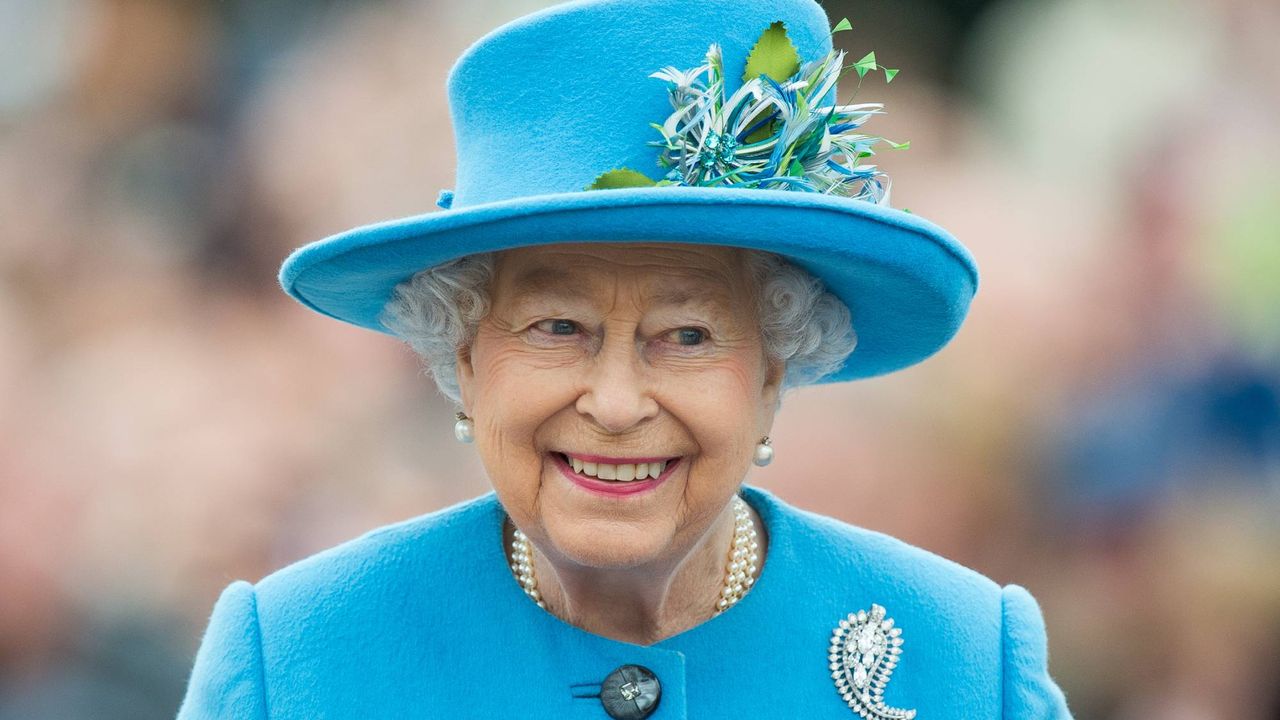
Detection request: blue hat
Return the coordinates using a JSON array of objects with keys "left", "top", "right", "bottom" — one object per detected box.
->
[{"left": 277, "top": 0, "right": 978, "bottom": 383}]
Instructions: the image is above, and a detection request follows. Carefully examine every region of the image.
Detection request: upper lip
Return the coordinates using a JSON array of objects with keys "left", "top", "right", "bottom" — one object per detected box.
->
[{"left": 555, "top": 451, "right": 680, "bottom": 464}]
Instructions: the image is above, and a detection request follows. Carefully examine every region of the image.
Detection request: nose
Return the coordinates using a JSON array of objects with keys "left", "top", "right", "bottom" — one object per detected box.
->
[{"left": 575, "top": 336, "right": 659, "bottom": 434}]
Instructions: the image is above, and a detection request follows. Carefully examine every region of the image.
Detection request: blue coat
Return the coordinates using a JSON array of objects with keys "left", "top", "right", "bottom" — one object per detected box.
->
[{"left": 177, "top": 485, "right": 1073, "bottom": 718}]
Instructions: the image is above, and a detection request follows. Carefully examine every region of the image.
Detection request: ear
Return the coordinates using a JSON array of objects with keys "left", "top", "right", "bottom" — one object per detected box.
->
[
  {"left": 766, "top": 356, "right": 785, "bottom": 388},
  {"left": 760, "top": 357, "right": 785, "bottom": 415},
  {"left": 455, "top": 342, "right": 477, "bottom": 411}
]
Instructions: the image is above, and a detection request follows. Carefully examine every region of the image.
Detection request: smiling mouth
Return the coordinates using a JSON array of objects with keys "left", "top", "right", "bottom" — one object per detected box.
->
[{"left": 553, "top": 452, "right": 681, "bottom": 483}]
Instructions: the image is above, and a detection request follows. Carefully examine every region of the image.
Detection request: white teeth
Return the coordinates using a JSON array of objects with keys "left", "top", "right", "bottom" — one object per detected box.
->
[{"left": 566, "top": 456, "right": 671, "bottom": 482}]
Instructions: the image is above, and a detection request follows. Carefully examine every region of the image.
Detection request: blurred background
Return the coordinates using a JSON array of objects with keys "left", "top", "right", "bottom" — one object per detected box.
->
[{"left": 1, "top": 0, "right": 1277, "bottom": 716}]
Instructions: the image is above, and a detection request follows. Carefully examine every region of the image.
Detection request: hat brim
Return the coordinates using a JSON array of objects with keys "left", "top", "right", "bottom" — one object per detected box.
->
[{"left": 278, "top": 186, "right": 978, "bottom": 383}]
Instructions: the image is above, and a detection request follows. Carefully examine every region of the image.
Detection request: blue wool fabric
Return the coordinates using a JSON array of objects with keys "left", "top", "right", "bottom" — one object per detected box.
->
[
  {"left": 277, "top": 0, "right": 980, "bottom": 382},
  {"left": 177, "top": 486, "right": 1072, "bottom": 718}
]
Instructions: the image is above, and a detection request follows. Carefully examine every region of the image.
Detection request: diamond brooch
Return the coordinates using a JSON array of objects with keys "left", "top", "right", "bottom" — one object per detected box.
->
[{"left": 829, "top": 604, "right": 917, "bottom": 719}]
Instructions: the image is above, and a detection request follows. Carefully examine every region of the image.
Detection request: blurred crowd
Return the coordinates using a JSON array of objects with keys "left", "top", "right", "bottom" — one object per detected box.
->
[{"left": 1, "top": 0, "right": 1277, "bottom": 717}]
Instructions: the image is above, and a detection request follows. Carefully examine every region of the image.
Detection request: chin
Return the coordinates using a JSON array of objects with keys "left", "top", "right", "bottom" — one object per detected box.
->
[{"left": 543, "top": 517, "right": 674, "bottom": 570}]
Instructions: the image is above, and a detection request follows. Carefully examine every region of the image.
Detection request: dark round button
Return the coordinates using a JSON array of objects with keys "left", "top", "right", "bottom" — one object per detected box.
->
[{"left": 600, "top": 664, "right": 661, "bottom": 720}]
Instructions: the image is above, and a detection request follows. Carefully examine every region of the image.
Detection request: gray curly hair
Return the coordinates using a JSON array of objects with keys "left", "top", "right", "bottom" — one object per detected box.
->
[{"left": 379, "top": 249, "right": 857, "bottom": 403}]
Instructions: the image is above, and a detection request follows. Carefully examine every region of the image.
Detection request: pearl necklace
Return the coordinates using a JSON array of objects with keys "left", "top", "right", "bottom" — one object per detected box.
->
[{"left": 509, "top": 495, "right": 759, "bottom": 615}]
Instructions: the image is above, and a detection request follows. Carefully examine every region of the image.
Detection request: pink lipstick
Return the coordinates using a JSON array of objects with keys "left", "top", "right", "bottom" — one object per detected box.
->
[{"left": 550, "top": 452, "right": 681, "bottom": 497}]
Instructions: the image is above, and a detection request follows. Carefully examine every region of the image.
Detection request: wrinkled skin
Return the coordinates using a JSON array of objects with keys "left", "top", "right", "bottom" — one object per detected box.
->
[{"left": 456, "top": 242, "right": 782, "bottom": 644}]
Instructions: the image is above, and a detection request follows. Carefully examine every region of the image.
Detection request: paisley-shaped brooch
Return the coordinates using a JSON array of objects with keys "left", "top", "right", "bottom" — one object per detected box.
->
[{"left": 829, "top": 604, "right": 917, "bottom": 719}]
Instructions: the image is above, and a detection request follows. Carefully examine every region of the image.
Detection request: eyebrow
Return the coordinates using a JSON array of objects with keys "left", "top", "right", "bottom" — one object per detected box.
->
[{"left": 509, "top": 267, "right": 729, "bottom": 308}]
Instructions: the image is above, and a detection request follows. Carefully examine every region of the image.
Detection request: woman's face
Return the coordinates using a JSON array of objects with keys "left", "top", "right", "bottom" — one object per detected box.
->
[{"left": 456, "top": 242, "right": 783, "bottom": 571}]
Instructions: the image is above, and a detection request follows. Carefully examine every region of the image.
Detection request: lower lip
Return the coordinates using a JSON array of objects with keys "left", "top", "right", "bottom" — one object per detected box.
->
[{"left": 551, "top": 453, "right": 681, "bottom": 497}]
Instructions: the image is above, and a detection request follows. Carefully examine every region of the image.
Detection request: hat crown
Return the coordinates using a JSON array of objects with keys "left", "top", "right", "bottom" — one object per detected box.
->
[{"left": 445, "top": 0, "right": 833, "bottom": 208}]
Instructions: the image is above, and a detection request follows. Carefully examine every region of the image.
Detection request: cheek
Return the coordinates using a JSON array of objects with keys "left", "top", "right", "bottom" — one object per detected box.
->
[
  {"left": 664, "top": 345, "right": 765, "bottom": 416},
  {"left": 468, "top": 335, "right": 579, "bottom": 505},
  {"left": 660, "top": 354, "right": 766, "bottom": 474},
  {"left": 470, "top": 329, "right": 577, "bottom": 417}
]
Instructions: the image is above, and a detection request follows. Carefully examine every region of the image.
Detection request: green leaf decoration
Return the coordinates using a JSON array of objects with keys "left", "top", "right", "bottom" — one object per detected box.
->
[
  {"left": 853, "top": 51, "right": 877, "bottom": 79},
  {"left": 646, "top": 38, "right": 898, "bottom": 204},
  {"left": 883, "top": 67, "right": 899, "bottom": 83},
  {"left": 587, "top": 168, "right": 657, "bottom": 190},
  {"left": 887, "top": 139, "right": 911, "bottom": 150},
  {"left": 743, "top": 120, "right": 776, "bottom": 145},
  {"left": 743, "top": 21, "right": 801, "bottom": 83},
  {"left": 832, "top": 17, "right": 853, "bottom": 33}
]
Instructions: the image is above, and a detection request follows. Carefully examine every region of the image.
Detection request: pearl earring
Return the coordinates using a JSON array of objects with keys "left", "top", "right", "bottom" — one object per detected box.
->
[
  {"left": 454, "top": 412, "right": 474, "bottom": 444},
  {"left": 753, "top": 436, "right": 773, "bottom": 467}
]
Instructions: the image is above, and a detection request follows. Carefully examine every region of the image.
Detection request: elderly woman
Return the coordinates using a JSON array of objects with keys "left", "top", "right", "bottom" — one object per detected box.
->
[{"left": 179, "top": 0, "right": 1073, "bottom": 718}]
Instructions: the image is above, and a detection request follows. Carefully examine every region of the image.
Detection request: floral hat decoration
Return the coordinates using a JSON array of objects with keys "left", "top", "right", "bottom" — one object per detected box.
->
[
  {"left": 589, "top": 18, "right": 905, "bottom": 202},
  {"left": 278, "top": 0, "right": 978, "bottom": 383}
]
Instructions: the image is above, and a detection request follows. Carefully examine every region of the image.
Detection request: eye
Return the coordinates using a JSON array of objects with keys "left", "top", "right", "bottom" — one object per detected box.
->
[
  {"left": 534, "top": 319, "right": 580, "bottom": 336},
  {"left": 668, "top": 327, "right": 708, "bottom": 346}
]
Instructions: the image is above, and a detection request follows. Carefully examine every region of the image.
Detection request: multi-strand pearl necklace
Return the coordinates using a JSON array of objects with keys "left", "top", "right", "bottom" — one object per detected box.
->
[{"left": 509, "top": 495, "right": 760, "bottom": 615}]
